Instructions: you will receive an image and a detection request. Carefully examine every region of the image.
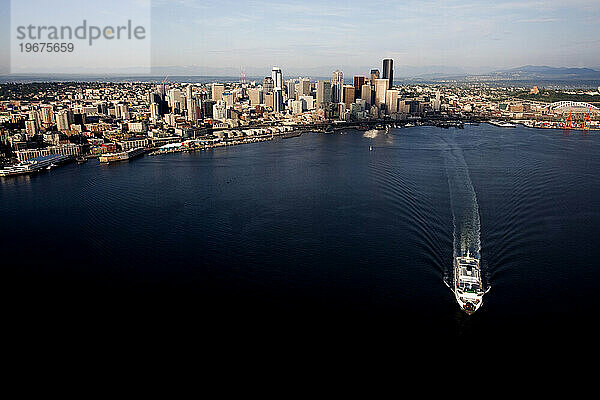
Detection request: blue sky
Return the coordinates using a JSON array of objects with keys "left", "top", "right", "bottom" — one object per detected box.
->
[{"left": 2, "top": 0, "right": 600, "bottom": 76}]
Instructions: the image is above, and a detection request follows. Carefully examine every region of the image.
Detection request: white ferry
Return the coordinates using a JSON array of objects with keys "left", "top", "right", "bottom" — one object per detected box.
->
[
  {"left": 0, "top": 154, "right": 72, "bottom": 177},
  {"left": 453, "top": 252, "right": 485, "bottom": 314}
]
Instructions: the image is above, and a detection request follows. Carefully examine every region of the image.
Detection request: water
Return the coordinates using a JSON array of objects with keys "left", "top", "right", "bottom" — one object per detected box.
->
[{"left": 2, "top": 124, "right": 599, "bottom": 344}]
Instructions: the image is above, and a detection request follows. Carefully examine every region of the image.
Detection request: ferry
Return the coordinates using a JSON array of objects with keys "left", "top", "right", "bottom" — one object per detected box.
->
[
  {"left": 488, "top": 120, "right": 517, "bottom": 128},
  {"left": 453, "top": 252, "right": 485, "bottom": 314},
  {"left": 0, "top": 154, "right": 72, "bottom": 177},
  {"left": 99, "top": 147, "right": 145, "bottom": 163}
]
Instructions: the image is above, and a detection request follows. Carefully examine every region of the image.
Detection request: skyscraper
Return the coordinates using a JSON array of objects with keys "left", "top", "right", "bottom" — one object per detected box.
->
[
  {"left": 343, "top": 85, "right": 355, "bottom": 109},
  {"left": 272, "top": 67, "right": 283, "bottom": 90},
  {"left": 273, "top": 87, "right": 283, "bottom": 112},
  {"left": 263, "top": 77, "right": 274, "bottom": 93},
  {"left": 331, "top": 70, "right": 344, "bottom": 103},
  {"left": 212, "top": 83, "right": 225, "bottom": 102},
  {"left": 374, "top": 78, "right": 389, "bottom": 107},
  {"left": 370, "top": 69, "right": 380, "bottom": 82},
  {"left": 316, "top": 80, "right": 332, "bottom": 109},
  {"left": 353, "top": 76, "right": 365, "bottom": 100},
  {"left": 383, "top": 59, "right": 394, "bottom": 89},
  {"left": 361, "top": 84, "right": 373, "bottom": 108}
]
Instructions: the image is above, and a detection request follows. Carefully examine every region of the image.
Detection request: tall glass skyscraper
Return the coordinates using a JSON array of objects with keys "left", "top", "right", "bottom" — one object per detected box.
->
[{"left": 383, "top": 59, "right": 393, "bottom": 89}]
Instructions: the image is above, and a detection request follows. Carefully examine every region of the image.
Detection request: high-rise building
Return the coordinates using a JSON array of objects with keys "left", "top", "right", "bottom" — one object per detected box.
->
[
  {"left": 331, "top": 70, "right": 344, "bottom": 103},
  {"left": 212, "top": 83, "right": 225, "bottom": 102},
  {"left": 248, "top": 88, "right": 264, "bottom": 106},
  {"left": 56, "top": 109, "right": 72, "bottom": 131},
  {"left": 316, "top": 80, "right": 332, "bottom": 109},
  {"left": 273, "top": 87, "right": 284, "bottom": 113},
  {"left": 383, "top": 59, "right": 394, "bottom": 89},
  {"left": 385, "top": 89, "right": 400, "bottom": 113},
  {"left": 370, "top": 69, "right": 380, "bottom": 83},
  {"left": 343, "top": 85, "right": 355, "bottom": 109},
  {"left": 185, "top": 85, "right": 194, "bottom": 111},
  {"left": 374, "top": 79, "right": 389, "bottom": 107},
  {"left": 361, "top": 84, "right": 373, "bottom": 108},
  {"left": 187, "top": 96, "right": 199, "bottom": 122},
  {"left": 297, "top": 78, "right": 311, "bottom": 97},
  {"left": 353, "top": 76, "right": 365, "bottom": 100},
  {"left": 263, "top": 77, "right": 274, "bottom": 93},
  {"left": 272, "top": 67, "right": 283, "bottom": 90},
  {"left": 286, "top": 79, "right": 296, "bottom": 100},
  {"left": 40, "top": 105, "right": 54, "bottom": 124}
]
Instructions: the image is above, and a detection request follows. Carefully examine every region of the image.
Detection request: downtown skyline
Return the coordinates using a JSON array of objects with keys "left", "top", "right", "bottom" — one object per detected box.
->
[{"left": 1, "top": 0, "right": 600, "bottom": 76}]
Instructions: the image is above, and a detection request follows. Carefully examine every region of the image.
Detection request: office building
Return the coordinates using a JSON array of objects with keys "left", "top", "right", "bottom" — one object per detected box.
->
[
  {"left": 297, "top": 78, "right": 311, "bottom": 97},
  {"left": 212, "top": 83, "right": 225, "bottom": 102},
  {"left": 353, "top": 76, "right": 365, "bottom": 100},
  {"left": 248, "top": 88, "right": 264, "bottom": 106},
  {"left": 343, "top": 85, "right": 355, "bottom": 109},
  {"left": 263, "top": 77, "right": 274, "bottom": 93},
  {"left": 383, "top": 59, "right": 394, "bottom": 89},
  {"left": 331, "top": 70, "right": 344, "bottom": 103},
  {"left": 374, "top": 79, "right": 389, "bottom": 107},
  {"left": 272, "top": 67, "right": 283, "bottom": 90},
  {"left": 370, "top": 69, "right": 380, "bottom": 83},
  {"left": 273, "top": 87, "right": 283, "bottom": 112},
  {"left": 361, "top": 84, "right": 373, "bottom": 108},
  {"left": 316, "top": 80, "right": 332, "bottom": 109}
]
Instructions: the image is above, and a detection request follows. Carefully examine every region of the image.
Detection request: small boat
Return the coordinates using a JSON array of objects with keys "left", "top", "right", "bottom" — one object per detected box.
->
[
  {"left": 46, "top": 163, "right": 56, "bottom": 170},
  {"left": 369, "top": 146, "right": 373, "bottom": 151},
  {"left": 76, "top": 156, "right": 87, "bottom": 164}
]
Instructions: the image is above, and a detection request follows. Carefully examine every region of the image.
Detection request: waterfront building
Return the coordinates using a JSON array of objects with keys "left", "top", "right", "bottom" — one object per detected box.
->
[
  {"left": 15, "top": 144, "right": 82, "bottom": 162},
  {"left": 383, "top": 59, "right": 394, "bottom": 89}
]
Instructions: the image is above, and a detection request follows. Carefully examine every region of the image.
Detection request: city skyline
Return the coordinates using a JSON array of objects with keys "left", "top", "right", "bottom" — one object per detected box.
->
[{"left": 1, "top": 0, "right": 600, "bottom": 76}]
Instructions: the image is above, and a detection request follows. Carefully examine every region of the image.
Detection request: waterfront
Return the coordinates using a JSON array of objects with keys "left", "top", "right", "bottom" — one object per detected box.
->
[{"left": 2, "top": 124, "right": 599, "bottom": 342}]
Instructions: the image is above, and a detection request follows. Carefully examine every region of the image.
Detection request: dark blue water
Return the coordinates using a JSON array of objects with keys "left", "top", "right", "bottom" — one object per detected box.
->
[{"left": 2, "top": 125, "right": 599, "bottom": 345}]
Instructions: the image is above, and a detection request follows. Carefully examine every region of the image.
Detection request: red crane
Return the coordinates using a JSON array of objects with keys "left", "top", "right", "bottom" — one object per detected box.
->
[
  {"left": 583, "top": 107, "right": 592, "bottom": 131},
  {"left": 564, "top": 110, "right": 573, "bottom": 129}
]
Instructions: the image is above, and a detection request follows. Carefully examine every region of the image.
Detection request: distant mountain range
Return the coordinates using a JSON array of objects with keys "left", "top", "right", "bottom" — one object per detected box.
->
[
  {"left": 488, "top": 65, "right": 600, "bottom": 80},
  {"left": 2, "top": 65, "right": 599, "bottom": 84}
]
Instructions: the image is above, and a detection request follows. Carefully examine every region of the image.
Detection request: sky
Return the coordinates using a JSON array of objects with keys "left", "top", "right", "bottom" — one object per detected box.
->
[{"left": 1, "top": 0, "right": 600, "bottom": 76}]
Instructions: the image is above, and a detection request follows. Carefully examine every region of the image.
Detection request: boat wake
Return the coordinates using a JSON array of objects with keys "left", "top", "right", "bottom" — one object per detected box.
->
[
  {"left": 442, "top": 137, "right": 483, "bottom": 290},
  {"left": 444, "top": 141, "right": 480, "bottom": 259}
]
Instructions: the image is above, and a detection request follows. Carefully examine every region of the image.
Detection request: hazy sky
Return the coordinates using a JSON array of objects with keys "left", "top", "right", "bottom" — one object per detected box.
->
[{"left": 2, "top": 0, "right": 600, "bottom": 76}]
